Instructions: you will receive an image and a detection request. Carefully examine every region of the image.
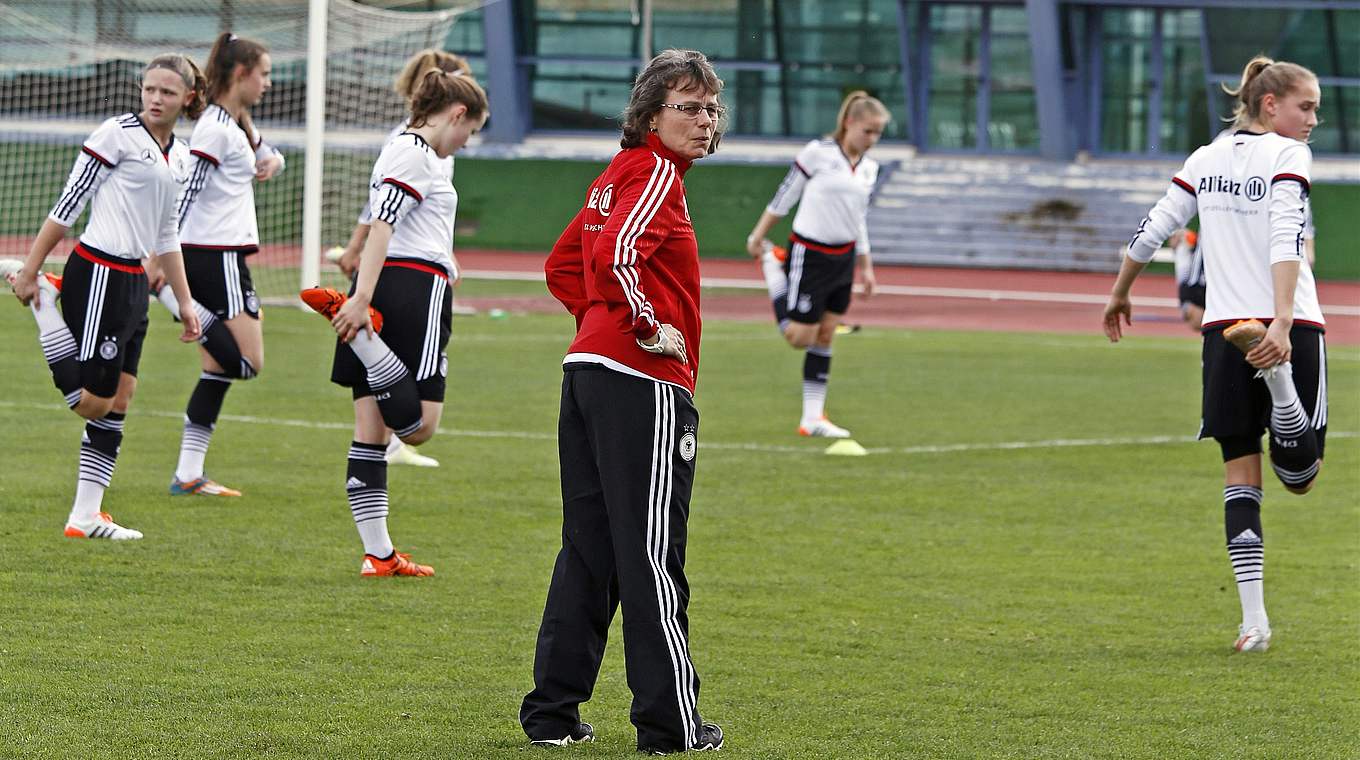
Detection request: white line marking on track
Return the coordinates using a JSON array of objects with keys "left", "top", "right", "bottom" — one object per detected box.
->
[{"left": 3, "top": 400, "right": 1353, "bottom": 457}]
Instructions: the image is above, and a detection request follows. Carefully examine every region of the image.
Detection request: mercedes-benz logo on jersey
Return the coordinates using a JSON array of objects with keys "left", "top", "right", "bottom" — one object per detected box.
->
[
  {"left": 99, "top": 338, "right": 119, "bottom": 360},
  {"left": 1245, "top": 176, "right": 1267, "bottom": 201},
  {"left": 140, "top": 148, "right": 156, "bottom": 164},
  {"left": 679, "top": 430, "right": 697, "bottom": 462}
]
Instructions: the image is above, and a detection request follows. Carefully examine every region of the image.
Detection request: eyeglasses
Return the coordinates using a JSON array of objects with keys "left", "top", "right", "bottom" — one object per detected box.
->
[{"left": 659, "top": 102, "right": 726, "bottom": 121}]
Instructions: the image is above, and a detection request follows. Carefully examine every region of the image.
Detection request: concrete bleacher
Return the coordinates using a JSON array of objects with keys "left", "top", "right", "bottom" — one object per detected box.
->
[{"left": 868, "top": 156, "right": 1176, "bottom": 273}]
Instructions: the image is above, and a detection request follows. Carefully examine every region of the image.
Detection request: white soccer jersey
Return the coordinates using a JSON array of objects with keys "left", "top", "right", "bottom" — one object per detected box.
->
[
  {"left": 366, "top": 132, "right": 456, "bottom": 277},
  {"left": 357, "top": 120, "right": 454, "bottom": 226},
  {"left": 48, "top": 113, "right": 191, "bottom": 259},
  {"left": 767, "top": 139, "right": 879, "bottom": 254},
  {"left": 1127, "top": 130, "right": 1321, "bottom": 328},
  {"left": 178, "top": 104, "right": 285, "bottom": 249}
]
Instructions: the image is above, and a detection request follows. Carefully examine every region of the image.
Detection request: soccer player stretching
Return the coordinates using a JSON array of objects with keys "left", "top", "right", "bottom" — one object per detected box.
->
[
  {"left": 1104, "top": 57, "right": 1327, "bottom": 653},
  {"left": 301, "top": 68, "right": 488, "bottom": 577},
  {"left": 332, "top": 48, "right": 476, "bottom": 470},
  {"left": 2, "top": 55, "right": 204, "bottom": 539},
  {"left": 746, "top": 91, "right": 889, "bottom": 438},
  {"left": 520, "top": 49, "right": 723, "bottom": 754},
  {"left": 159, "top": 32, "right": 284, "bottom": 498}
]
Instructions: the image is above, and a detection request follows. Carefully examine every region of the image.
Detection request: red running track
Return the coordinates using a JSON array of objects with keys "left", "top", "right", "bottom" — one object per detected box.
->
[{"left": 453, "top": 249, "right": 1360, "bottom": 346}]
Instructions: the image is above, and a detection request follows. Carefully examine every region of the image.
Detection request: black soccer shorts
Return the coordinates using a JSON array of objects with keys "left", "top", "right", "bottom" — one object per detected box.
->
[
  {"left": 61, "top": 243, "right": 150, "bottom": 397},
  {"left": 783, "top": 233, "right": 856, "bottom": 324},
  {"left": 183, "top": 245, "right": 260, "bottom": 320}
]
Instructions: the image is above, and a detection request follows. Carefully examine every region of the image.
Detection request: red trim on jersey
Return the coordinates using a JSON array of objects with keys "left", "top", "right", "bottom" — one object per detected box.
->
[
  {"left": 382, "top": 259, "right": 448, "bottom": 280},
  {"left": 190, "top": 149, "right": 220, "bottom": 166},
  {"left": 1171, "top": 177, "right": 1196, "bottom": 196},
  {"left": 81, "top": 146, "right": 114, "bottom": 168},
  {"left": 382, "top": 178, "right": 423, "bottom": 202},
  {"left": 1202, "top": 318, "right": 1325, "bottom": 333},
  {"left": 74, "top": 243, "right": 143, "bottom": 273},
  {"left": 181, "top": 243, "right": 261, "bottom": 255},
  {"left": 791, "top": 232, "right": 855, "bottom": 255},
  {"left": 1271, "top": 173, "right": 1310, "bottom": 192}
]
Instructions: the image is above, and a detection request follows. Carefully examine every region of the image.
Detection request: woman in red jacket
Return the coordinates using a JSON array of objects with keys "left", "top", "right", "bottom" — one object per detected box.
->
[{"left": 520, "top": 50, "right": 724, "bottom": 755}]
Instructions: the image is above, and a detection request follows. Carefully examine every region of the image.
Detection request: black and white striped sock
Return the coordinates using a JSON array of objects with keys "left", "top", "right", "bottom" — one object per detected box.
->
[
  {"left": 1224, "top": 484, "right": 1267, "bottom": 631},
  {"left": 71, "top": 411, "right": 124, "bottom": 523},
  {"left": 802, "top": 344, "right": 832, "bottom": 422},
  {"left": 347, "top": 441, "right": 393, "bottom": 558},
  {"left": 38, "top": 324, "right": 82, "bottom": 407},
  {"left": 349, "top": 332, "right": 423, "bottom": 438},
  {"left": 176, "top": 372, "right": 232, "bottom": 482}
]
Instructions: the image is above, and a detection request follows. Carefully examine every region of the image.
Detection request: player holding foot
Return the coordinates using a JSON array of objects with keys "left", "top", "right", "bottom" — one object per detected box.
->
[
  {"left": 2, "top": 54, "right": 204, "bottom": 539},
  {"left": 1103, "top": 56, "right": 1326, "bottom": 653},
  {"left": 745, "top": 91, "right": 889, "bottom": 438},
  {"left": 160, "top": 32, "right": 284, "bottom": 498},
  {"left": 302, "top": 67, "right": 487, "bottom": 577},
  {"left": 330, "top": 49, "right": 474, "bottom": 471}
]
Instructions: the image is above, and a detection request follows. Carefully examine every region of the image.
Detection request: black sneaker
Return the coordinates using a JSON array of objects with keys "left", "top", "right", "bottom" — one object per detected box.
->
[
  {"left": 641, "top": 722, "right": 724, "bottom": 754},
  {"left": 530, "top": 722, "right": 594, "bottom": 747}
]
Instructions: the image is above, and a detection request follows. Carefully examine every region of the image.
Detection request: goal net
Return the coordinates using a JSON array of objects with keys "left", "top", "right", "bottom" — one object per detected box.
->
[{"left": 0, "top": 0, "right": 468, "bottom": 304}]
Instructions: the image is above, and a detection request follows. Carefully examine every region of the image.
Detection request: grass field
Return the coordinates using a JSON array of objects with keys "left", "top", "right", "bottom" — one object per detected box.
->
[{"left": 0, "top": 283, "right": 1357, "bottom": 759}]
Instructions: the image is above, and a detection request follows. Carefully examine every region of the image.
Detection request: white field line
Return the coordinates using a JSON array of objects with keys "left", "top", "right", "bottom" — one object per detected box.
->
[
  {"left": 2, "top": 400, "right": 1352, "bottom": 457},
  {"left": 461, "top": 269, "right": 1360, "bottom": 318}
]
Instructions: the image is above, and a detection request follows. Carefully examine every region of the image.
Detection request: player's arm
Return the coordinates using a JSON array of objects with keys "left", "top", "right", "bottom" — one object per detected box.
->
[
  {"left": 1247, "top": 155, "right": 1311, "bottom": 368},
  {"left": 12, "top": 219, "right": 69, "bottom": 307},
  {"left": 333, "top": 220, "right": 392, "bottom": 343},
  {"left": 856, "top": 215, "right": 875, "bottom": 298},
  {"left": 748, "top": 148, "right": 814, "bottom": 257},
  {"left": 544, "top": 208, "right": 588, "bottom": 326},
  {"left": 338, "top": 222, "right": 370, "bottom": 277},
  {"left": 152, "top": 191, "right": 201, "bottom": 342},
  {"left": 1105, "top": 173, "right": 1198, "bottom": 342}
]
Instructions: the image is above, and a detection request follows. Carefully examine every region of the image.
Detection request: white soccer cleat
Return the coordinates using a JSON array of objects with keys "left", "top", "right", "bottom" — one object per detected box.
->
[
  {"left": 1233, "top": 625, "right": 1272, "bottom": 653},
  {"left": 799, "top": 417, "right": 851, "bottom": 439},
  {"left": 64, "top": 512, "right": 143, "bottom": 540},
  {"left": 386, "top": 440, "right": 440, "bottom": 468},
  {"left": 0, "top": 258, "right": 22, "bottom": 286}
]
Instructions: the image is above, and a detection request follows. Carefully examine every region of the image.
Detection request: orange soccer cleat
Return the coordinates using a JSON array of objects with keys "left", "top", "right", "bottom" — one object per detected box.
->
[
  {"left": 300, "top": 287, "right": 383, "bottom": 334},
  {"left": 1223, "top": 319, "right": 1267, "bottom": 355},
  {"left": 360, "top": 551, "right": 434, "bottom": 577}
]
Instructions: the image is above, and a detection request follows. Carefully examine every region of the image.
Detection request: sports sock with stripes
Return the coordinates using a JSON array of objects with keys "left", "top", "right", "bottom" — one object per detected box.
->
[
  {"left": 348, "top": 331, "right": 423, "bottom": 438},
  {"left": 760, "top": 252, "right": 790, "bottom": 331},
  {"left": 1259, "top": 362, "right": 1320, "bottom": 488},
  {"left": 71, "top": 411, "right": 124, "bottom": 523},
  {"left": 158, "top": 285, "right": 256, "bottom": 379},
  {"left": 802, "top": 344, "right": 832, "bottom": 422},
  {"left": 28, "top": 289, "right": 82, "bottom": 407},
  {"left": 347, "top": 441, "right": 394, "bottom": 558},
  {"left": 176, "top": 372, "right": 232, "bottom": 482},
  {"left": 1224, "top": 485, "right": 1268, "bottom": 632}
]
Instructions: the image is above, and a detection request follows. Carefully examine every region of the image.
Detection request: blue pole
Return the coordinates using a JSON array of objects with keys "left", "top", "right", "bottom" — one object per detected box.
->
[
  {"left": 1025, "top": 0, "right": 1070, "bottom": 159},
  {"left": 482, "top": 0, "right": 527, "bottom": 143}
]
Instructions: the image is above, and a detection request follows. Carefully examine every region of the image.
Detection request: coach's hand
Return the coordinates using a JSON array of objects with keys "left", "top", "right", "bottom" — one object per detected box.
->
[
  {"left": 1102, "top": 294, "right": 1132, "bottom": 342},
  {"left": 638, "top": 323, "right": 687, "bottom": 365},
  {"left": 178, "top": 305, "right": 202, "bottom": 343},
  {"left": 1246, "top": 319, "right": 1292, "bottom": 369},
  {"left": 333, "top": 292, "right": 373, "bottom": 343}
]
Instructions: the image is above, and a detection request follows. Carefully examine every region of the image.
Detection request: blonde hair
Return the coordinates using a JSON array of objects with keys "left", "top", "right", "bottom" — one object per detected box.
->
[
  {"left": 831, "top": 91, "right": 890, "bottom": 142},
  {"left": 1222, "top": 55, "right": 1317, "bottom": 128},
  {"left": 144, "top": 53, "right": 206, "bottom": 120},
  {"left": 396, "top": 49, "right": 470, "bottom": 104}
]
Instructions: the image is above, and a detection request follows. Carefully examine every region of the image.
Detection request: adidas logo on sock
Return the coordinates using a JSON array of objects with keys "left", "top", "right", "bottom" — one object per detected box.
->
[
  {"left": 345, "top": 477, "right": 367, "bottom": 490},
  {"left": 1230, "top": 528, "right": 1262, "bottom": 545}
]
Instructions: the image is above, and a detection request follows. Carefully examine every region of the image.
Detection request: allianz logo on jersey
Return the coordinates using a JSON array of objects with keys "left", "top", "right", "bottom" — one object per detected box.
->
[{"left": 1199, "top": 175, "right": 1267, "bottom": 201}]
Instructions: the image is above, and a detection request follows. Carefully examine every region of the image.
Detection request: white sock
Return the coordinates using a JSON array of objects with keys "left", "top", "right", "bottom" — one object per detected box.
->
[
  {"left": 347, "top": 329, "right": 395, "bottom": 367},
  {"left": 158, "top": 285, "right": 217, "bottom": 334},
  {"left": 1239, "top": 582, "right": 1269, "bottom": 631},
  {"left": 385, "top": 437, "right": 403, "bottom": 457},
  {"left": 760, "top": 252, "right": 787, "bottom": 298},
  {"left": 802, "top": 384, "right": 825, "bottom": 422},
  {"left": 69, "top": 480, "right": 105, "bottom": 524},
  {"left": 358, "top": 518, "right": 395, "bottom": 558},
  {"left": 176, "top": 443, "right": 209, "bottom": 483},
  {"left": 30, "top": 285, "right": 65, "bottom": 334},
  {"left": 1260, "top": 361, "right": 1298, "bottom": 405}
]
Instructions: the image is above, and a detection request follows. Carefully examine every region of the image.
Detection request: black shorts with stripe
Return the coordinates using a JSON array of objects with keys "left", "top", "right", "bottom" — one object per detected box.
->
[
  {"left": 1201, "top": 322, "right": 1328, "bottom": 457},
  {"left": 183, "top": 245, "right": 260, "bottom": 320},
  {"left": 330, "top": 258, "right": 452, "bottom": 402},
  {"left": 60, "top": 243, "right": 150, "bottom": 397},
  {"left": 783, "top": 233, "right": 855, "bottom": 324},
  {"left": 1177, "top": 282, "right": 1206, "bottom": 310}
]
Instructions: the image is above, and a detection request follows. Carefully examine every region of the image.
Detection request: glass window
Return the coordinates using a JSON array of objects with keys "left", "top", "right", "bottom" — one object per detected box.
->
[
  {"left": 529, "top": 61, "right": 638, "bottom": 131},
  {"left": 989, "top": 7, "right": 1037, "bottom": 151},
  {"left": 1101, "top": 8, "right": 1153, "bottom": 153},
  {"left": 1158, "top": 9, "right": 1209, "bottom": 155},
  {"left": 927, "top": 4, "right": 982, "bottom": 149}
]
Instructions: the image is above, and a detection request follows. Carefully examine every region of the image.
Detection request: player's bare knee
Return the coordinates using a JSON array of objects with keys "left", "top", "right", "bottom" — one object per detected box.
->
[
  {"left": 75, "top": 394, "right": 115, "bottom": 420},
  {"left": 401, "top": 425, "right": 434, "bottom": 446}
]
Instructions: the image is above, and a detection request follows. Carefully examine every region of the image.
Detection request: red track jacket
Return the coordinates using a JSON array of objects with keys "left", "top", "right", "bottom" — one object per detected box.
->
[{"left": 545, "top": 134, "right": 702, "bottom": 394}]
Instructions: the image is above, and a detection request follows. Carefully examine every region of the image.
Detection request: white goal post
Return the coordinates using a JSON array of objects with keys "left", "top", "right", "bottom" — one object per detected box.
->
[{"left": 0, "top": 0, "right": 470, "bottom": 305}]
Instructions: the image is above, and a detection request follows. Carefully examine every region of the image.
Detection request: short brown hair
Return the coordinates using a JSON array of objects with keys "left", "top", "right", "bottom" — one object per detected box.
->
[
  {"left": 1223, "top": 55, "right": 1317, "bottom": 129},
  {"left": 145, "top": 53, "right": 207, "bottom": 120},
  {"left": 620, "top": 49, "right": 725, "bottom": 155}
]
